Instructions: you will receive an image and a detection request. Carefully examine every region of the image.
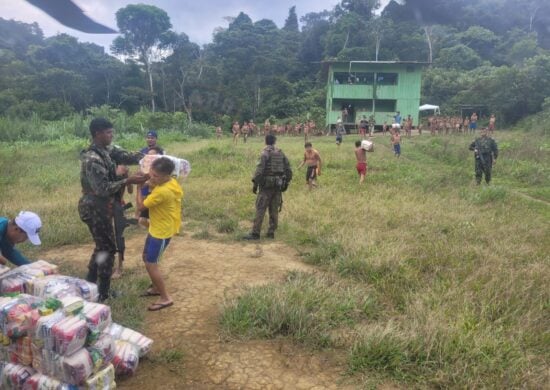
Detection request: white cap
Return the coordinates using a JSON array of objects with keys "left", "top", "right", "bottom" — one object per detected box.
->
[{"left": 14, "top": 211, "right": 42, "bottom": 245}]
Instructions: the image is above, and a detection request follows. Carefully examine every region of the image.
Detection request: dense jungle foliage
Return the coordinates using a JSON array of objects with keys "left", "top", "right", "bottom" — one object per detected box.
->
[{"left": 1, "top": 0, "right": 549, "bottom": 127}]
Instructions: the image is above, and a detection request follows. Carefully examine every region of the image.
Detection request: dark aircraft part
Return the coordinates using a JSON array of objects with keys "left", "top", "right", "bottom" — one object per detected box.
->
[{"left": 26, "top": 0, "right": 117, "bottom": 34}]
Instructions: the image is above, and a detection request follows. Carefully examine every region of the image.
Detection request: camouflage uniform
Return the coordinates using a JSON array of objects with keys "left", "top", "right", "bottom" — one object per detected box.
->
[
  {"left": 78, "top": 144, "right": 141, "bottom": 301},
  {"left": 469, "top": 135, "right": 498, "bottom": 184},
  {"left": 251, "top": 145, "right": 292, "bottom": 237}
]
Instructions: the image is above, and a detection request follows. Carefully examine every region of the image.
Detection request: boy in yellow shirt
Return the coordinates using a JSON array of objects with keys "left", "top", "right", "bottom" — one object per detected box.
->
[{"left": 138, "top": 157, "right": 183, "bottom": 311}]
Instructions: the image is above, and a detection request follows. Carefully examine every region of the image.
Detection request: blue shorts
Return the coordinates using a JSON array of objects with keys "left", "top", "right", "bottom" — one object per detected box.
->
[
  {"left": 470, "top": 122, "right": 477, "bottom": 129},
  {"left": 393, "top": 143, "right": 401, "bottom": 155},
  {"left": 143, "top": 234, "right": 171, "bottom": 264}
]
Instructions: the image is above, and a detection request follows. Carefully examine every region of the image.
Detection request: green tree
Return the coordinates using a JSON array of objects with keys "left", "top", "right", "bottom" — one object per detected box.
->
[
  {"left": 112, "top": 4, "right": 174, "bottom": 112},
  {"left": 459, "top": 26, "right": 499, "bottom": 59},
  {"left": 435, "top": 44, "right": 483, "bottom": 70},
  {"left": 283, "top": 6, "right": 299, "bottom": 32}
]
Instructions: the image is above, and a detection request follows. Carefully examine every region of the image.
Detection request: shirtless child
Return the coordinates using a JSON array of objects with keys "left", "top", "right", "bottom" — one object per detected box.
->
[
  {"left": 391, "top": 129, "right": 401, "bottom": 158},
  {"left": 298, "top": 142, "right": 322, "bottom": 190},
  {"left": 355, "top": 140, "right": 367, "bottom": 185},
  {"left": 241, "top": 121, "right": 250, "bottom": 143},
  {"left": 232, "top": 121, "right": 240, "bottom": 144}
]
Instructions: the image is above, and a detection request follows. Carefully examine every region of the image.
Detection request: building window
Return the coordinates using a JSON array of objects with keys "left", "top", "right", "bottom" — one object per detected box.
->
[
  {"left": 376, "top": 73, "right": 398, "bottom": 85},
  {"left": 333, "top": 72, "right": 374, "bottom": 85},
  {"left": 375, "top": 99, "right": 397, "bottom": 112}
]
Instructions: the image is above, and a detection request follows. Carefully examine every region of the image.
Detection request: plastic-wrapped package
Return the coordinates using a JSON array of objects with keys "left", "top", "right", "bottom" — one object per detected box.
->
[
  {"left": 1, "top": 362, "right": 36, "bottom": 388},
  {"left": 30, "top": 343, "right": 43, "bottom": 374},
  {"left": 87, "top": 334, "right": 115, "bottom": 373},
  {"left": 0, "top": 264, "right": 10, "bottom": 277},
  {"left": 26, "top": 261, "right": 59, "bottom": 277},
  {"left": 0, "top": 261, "right": 58, "bottom": 294},
  {"left": 81, "top": 302, "right": 111, "bottom": 334},
  {"left": 0, "top": 295, "right": 43, "bottom": 338},
  {"left": 0, "top": 344, "right": 9, "bottom": 362},
  {"left": 32, "top": 276, "right": 99, "bottom": 303},
  {"left": 105, "top": 323, "right": 152, "bottom": 357},
  {"left": 85, "top": 363, "right": 115, "bottom": 390},
  {"left": 61, "top": 348, "right": 93, "bottom": 385},
  {"left": 32, "top": 310, "right": 65, "bottom": 351},
  {"left": 52, "top": 316, "right": 87, "bottom": 356},
  {"left": 21, "top": 372, "right": 79, "bottom": 390},
  {"left": 139, "top": 154, "right": 191, "bottom": 179},
  {"left": 111, "top": 341, "right": 139, "bottom": 376},
  {"left": 4, "top": 303, "right": 34, "bottom": 339},
  {"left": 39, "top": 348, "right": 58, "bottom": 378},
  {"left": 8, "top": 336, "right": 33, "bottom": 366},
  {"left": 60, "top": 297, "right": 84, "bottom": 317},
  {"left": 169, "top": 156, "right": 191, "bottom": 179}
]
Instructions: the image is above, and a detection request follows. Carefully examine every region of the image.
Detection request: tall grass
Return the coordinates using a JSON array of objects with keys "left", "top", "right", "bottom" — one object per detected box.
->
[
  {"left": 0, "top": 128, "right": 548, "bottom": 387},
  {"left": 0, "top": 108, "right": 214, "bottom": 142},
  {"left": 220, "top": 271, "right": 372, "bottom": 348}
]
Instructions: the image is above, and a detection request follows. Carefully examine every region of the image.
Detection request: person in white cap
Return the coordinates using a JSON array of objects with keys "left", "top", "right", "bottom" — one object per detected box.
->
[{"left": 0, "top": 211, "right": 42, "bottom": 266}]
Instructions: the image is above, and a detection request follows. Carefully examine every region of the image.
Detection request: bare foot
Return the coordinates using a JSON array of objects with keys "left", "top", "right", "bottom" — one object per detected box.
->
[{"left": 111, "top": 268, "right": 123, "bottom": 279}]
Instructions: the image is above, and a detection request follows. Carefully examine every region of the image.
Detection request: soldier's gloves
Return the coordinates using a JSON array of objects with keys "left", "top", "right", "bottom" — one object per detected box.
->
[{"left": 252, "top": 185, "right": 258, "bottom": 194}]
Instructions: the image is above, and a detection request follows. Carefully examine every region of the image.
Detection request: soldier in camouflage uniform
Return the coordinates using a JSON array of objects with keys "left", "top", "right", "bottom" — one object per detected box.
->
[
  {"left": 79, "top": 118, "right": 147, "bottom": 301},
  {"left": 469, "top": 128, "right": 498, "bottom": 185},
  {"left": 244, "top": 134, "right": 292, "bottom": 240}
]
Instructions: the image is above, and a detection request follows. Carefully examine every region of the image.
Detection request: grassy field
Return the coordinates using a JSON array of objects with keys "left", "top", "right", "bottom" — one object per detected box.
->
[{"left": 0, "top": 128, "right": 548, "bottom": 388}]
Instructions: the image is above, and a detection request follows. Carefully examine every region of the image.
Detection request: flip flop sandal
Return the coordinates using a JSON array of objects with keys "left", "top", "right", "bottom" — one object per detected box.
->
[{"left": 148, "top": 302, "right": 174, "bottom": 311}]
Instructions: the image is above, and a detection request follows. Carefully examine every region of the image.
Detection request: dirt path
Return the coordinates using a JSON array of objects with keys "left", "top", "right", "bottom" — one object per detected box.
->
[{"left": 43, "top": 234, "right": 357, "bottom": 389}]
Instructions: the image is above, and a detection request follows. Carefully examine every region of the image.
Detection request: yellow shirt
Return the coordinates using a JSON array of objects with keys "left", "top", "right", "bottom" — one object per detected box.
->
[{"left": 143, "top": 178, "right": 183, "bottom": 239}]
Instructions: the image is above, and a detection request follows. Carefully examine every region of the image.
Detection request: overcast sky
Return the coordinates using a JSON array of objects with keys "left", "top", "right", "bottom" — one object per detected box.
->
[{"left": 0, "top": 0, "right": 390, "bottom": 52}]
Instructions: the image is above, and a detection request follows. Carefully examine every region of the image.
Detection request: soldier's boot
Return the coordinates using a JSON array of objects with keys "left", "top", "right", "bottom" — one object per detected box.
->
[
  {"left": 98, "top": 277, "right": 111, "bottom": 302},
  {"left": 266, "top": 232, "right": 275, "bottom": 239},
  {"left": 86, "top": 255, "right": 98, "bottom": 283},
  {"left": 243, "top": 233, "right": 260, "bottom": 240}
]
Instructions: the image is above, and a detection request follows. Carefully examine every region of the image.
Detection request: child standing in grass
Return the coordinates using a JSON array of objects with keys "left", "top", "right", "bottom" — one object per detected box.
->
[
  {"left": 391, "top": 128, "right": 401, "bottom": 158},
  {"left": 298, "top": 142, "right": 322, "bottom": 190},
  {"left": 138, "top": 157, "right": 183, "bottom": 311},
  {"left": 354, "top": 140, "right": 367, "bottom": 185}
]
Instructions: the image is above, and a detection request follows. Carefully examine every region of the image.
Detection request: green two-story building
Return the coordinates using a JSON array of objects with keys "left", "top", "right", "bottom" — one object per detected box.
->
[{"left": 325, "top": 61, "right": 426, "bottom": 130}]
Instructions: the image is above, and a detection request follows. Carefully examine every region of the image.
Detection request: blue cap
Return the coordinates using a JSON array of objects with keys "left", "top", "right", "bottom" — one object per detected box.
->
[{"left": 147, "top": 130, "right": 158, "bottom": 138}]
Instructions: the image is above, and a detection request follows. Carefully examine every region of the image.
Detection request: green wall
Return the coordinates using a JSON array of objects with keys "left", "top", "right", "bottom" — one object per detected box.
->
[{"left": 326, "top": 62, "right": 423, "bottom": 129}]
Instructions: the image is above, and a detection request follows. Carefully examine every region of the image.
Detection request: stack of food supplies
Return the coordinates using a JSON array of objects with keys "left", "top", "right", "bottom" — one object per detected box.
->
[
  {"left": 0, "top": 261, "right": 58, "bottom": 294},
  {"left": 0, "top": 261, "right": 153, "bottom": 389},
  {"left": 32, "top": 275, "right": 98, "bottom": 302}
]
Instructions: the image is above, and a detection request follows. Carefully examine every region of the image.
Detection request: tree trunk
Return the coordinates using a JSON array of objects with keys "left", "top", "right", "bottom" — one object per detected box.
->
[
  {"left": 343, "top": 30, "right": 350, "bottom": 50},
  {"left": 104, "top": 74, "right": 111, "bottom": 104},
  {"left": 143, "top": 56, "right": 155, "bottom": 112},
  {"left": 176, "top": 68, "right": 193, "bottom": 123},
  {"left": 424, "top": 26, "right": 433, "bottom": 64},
  {"left": 160, "top": 67, "right": 168, "bottom": 111}
]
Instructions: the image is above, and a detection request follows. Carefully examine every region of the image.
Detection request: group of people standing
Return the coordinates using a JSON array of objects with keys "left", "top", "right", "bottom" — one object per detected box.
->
[
  {"left": 425, "top": 113, "right": 496, "bottom": 136},
  {"left": 223, "top": 119, "right": 320, "bottom": 144},
  {"left": 79, "top": 119, "right": 180, "bottom": 311}
]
